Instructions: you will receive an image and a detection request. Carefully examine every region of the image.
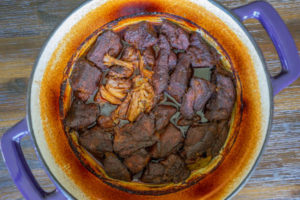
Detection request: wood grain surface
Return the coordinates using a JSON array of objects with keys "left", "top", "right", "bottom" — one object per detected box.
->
[{"left": 0, "top": 0, "right": 299, "bottom": 199}]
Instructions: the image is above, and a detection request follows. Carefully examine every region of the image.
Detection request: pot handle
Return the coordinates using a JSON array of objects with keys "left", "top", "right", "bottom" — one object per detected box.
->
[
  {"left": 232, "top": 1, "right": 300, "bottom": 95},
  {"left": 1, "top": 119, "right": 65, "bottom": 200}
]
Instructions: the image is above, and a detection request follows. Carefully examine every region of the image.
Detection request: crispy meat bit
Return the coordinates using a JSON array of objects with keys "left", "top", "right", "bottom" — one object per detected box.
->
[
  {"left": 87, "top": 31, "right": 122, "bottom": 70},
  {"left": 108, "top": 66, "right": 133, "bottom": 78},
  {"left": 124, "top": 21, "right": 158, "bottom": 49},
  {"left": 97, "top": 116, "right": 114, "bottom": 129},
  {"left": 142, "top": 47, "right": 155, "bottom": 68},
  {"left": 124, "top": 149, "right": 151, "bottom": 174},
  {"left": 181, "top": 78, "right": 215, "bottom": 119},
  {"left": 187, "top": 32, "right": 220, "bottom": 67},
  {"left": 183, "top": 124, "right": 217, "bottom": 164},
  {"left": 153, "top": 105, "right": 177, "bottom": 131},
  {"left": 142, "top": 154, "right": 190, "bottom": 184},
  {"left": 167, "top": 53, "right": 192, "bottom": 103},
  {"left": 70, "top": 60, "right": 102, "bottom": 102},
  {"left": 161, "top": 20, "right": 190, "bottom": 50},
  {"left": 113, "top": 113, "right": 158, "bottom": 157},
  {"left": 79, "top": 126, "right": 113, "bottom": 159},
  {"left": 151, "top": 124, "right": 184, "bottom": 158},
  {"left": 205, "top": 74, "right": 235, "bottom": 121},
  {"left": 103, "top": 152, "right": 131, "bottom": 181},
  {"left": 64, "top": 100, "right": 99, "bottom": 130},
  {"left": 141, "top": 162, "right": 165, "bottom": 184},
  {"left": 152, "top": 35, "right": 171, "bottom": 96},
  {"left": 160, "top": 154, "right": 190, "bottom": 183}
]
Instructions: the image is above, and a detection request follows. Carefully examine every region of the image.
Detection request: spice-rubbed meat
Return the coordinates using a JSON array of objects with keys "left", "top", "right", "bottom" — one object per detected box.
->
[
  {"left": 193, "top": 79, "right": 215, "bottom": 111},
  {"left": 87, "top": 31, "right": 122, "bottom": 70},
  {"left": 153, "top": 105, "right": 177, "bottom": 131},
  {"left": 97, "top": 116, "right": 114, "bottom": 129},
  {"left": 181, "top": 78, "right": 215, "bottom": 119},
  {"left": 212, "top": 120, "right": 229, "bottom": 157},
  {"left": 167, "top": 54, "right": 192, "bottom": 103},
  {"left": 142, "top": 154, "right": 190, "bottom": 184},
  {"left": 183, "top": 124, "right": 217, "bottom": 164},
  {"left": 124, "top": 21, "right": 158, "bottom": 49},
  {"left": 187, "top": 32, "right": 219, "bottom": 67},
  {"left": 160, "top": 154, "right": 190, "bottom": 183},
  {"left": 205, "top": 74, "right": 235, "bottom": 121},
  {"left": 113, "top": 113, "right": 158, "bottom": 157},
  {"left": 141, "top": 162, "right": 165, "bottom": 184},
  {"left": 180, "top": 88, "right": 195, "bottom": 119},
  {"left": 151, "top": 124, "right": 184, "bottom": 159},
  {"left": 161, "top": 20, "right": 190, "bottom": 50},
  {"left": 61, "top": 19, "right": 237, "bottom": 184},
  {"left": 79, "top": 126, "right": 113, "bottom": 159},
  {"left": 70, "top": 60, "right": 102, "bottom": 102},
  {"left": 64, "top": 100, "right": 99, "bottom": 130},
  {"left": 168, "top": 51, "right": 177, "bottom": 71},
  {"left": 103, "top": 152, "right": 131, "bottom": 181},
  {"left": 152, "top": 35, "right": 171, "bottom": 96},
  {"left": 108, "top": 66, "right": 133, "bottom": 78},
  {"left": 124, "top": 148, "right": 151, "bottom": 174},
  {"left": 142, "top": 47, "right": 155, "bottom": 68}
]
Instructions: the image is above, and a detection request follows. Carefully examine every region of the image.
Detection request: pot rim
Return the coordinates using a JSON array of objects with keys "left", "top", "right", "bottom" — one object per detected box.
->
[{"left": 26, "top": 0, "right": 274, "bottom": 199}]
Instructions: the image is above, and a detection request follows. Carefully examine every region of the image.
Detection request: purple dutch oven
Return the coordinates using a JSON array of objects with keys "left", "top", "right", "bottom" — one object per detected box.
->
[{"left": 1, "top": 1, "right": 300, "bottom": 199}]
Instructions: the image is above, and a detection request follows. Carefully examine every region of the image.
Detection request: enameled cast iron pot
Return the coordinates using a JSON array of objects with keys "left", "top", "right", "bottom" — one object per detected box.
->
[{"left": 1, "top": 0, "right": 300, "bottom": 199}]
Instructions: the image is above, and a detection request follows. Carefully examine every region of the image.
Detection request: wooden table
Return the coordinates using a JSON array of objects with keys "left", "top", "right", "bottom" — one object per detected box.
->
[{"left": 0, "top": 0, "right": 299, "bottom": 199}]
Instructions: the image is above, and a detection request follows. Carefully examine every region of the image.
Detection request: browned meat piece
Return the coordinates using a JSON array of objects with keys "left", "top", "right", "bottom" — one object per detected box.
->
[
  {"left": 167, "top": 54, "right": 192, "bottom": 103},
  {"left": 113, "top": 113, "right": 158, "bottom": 157},
  {"left": 212, "top": 120, "right": 229, "bottom": 157},
  {"left": 187, "top": 32, "right": 219, "bottom": 67},
  {"left": 103, "top": 152, "right": 131, "bottom": 181},
  {"left": 142, "top": 154, "right": 190, "bottom": 184},
  {"left": 124, "top": 21, "right": 158, "bottom": 49},
  {"left": 152, "top": 35, "right": 170, "bottom": 96},
  {"left": 141, "top": 162, "right": 165, "bottom": 184},
  {"left": 142, "top": 47, "right": 155, "bottom": 68},
  {"left": 205, "top": 74, "right": 235, "bottom": 121},
  {"left": 124, "top": 149, "right": 150, "bottom": 174},
  {"left": 183, "top": 124, "right": 217, "bottom": 164},
  {"left": 153, "top": 105, "right": 177, "bottom": 131},
  {"left": 79, "top": 126, "right": 113, "bottom": 159},
  {"left": 181, "top": 78, "right": 215, "bottom": 119},
  {"left": 87, "top": 31, "right": 122, "bottom": 70},
  {"left": 161, "top": 154, "right": 190, "bottom": 183},
  {"left": 168, "top": 51, "right": 177, "bottom": 71},
  {"left": 97, "top": 116, "right": 114, "bottom": 129},
  {"left": 161, "top": 20, "right": 189, "bottom": 50},
  {"left": 64, "top": 100, "right": 99, "bottom": 130},
  {"left": 151, "top": 124, "right": 184, "bottom": 158},
  {"left": 70, "top": 60, "right": 102, "bottom": 102},
  {"left": 193, "top": 79, "right": 215, "bottom": 111},
  {"left": 121, "top": 46, "right": 139, "bottom": 62},
  {"left": 108, "top": 66, "right": 133, "bottom": 78},
  {"left": 180, "top": 87, "right": 195, "bottom": 119}
]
